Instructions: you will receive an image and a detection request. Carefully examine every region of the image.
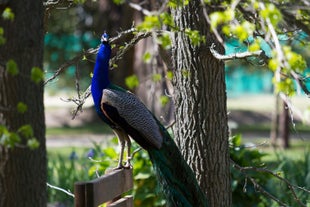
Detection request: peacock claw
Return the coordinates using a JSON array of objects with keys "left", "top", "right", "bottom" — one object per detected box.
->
[
  {"left": 113, "top": 165, "right": 123, "bottom": 171},
  {"left": 123, "top": 157, "right": 132, "bottom": 169}
]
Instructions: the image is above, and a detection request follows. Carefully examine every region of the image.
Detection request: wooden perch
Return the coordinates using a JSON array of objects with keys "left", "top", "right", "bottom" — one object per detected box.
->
[{"left": 74, "top": 168, "right": 133, "bottom": 207}]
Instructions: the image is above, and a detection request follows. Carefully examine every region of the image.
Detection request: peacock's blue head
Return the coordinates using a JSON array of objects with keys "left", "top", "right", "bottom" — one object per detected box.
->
[{"left": 101, "top": 33, "right": 109, "bottom": 44}]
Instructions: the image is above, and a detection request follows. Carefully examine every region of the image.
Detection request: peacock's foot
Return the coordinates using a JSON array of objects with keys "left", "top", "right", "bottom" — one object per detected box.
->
[
  {"left": 112, "top": 165, "right": 123, "bottom": 171},
  {"left": 123, "top": 157, "right": 132, "bottom": 169}
]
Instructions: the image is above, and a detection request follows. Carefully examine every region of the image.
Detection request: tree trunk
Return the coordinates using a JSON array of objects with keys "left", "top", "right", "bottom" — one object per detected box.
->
[
  {"left": 171, "top": 1, "right": 232, "bottom": 207},
  {"left": 270, "top": 93, "right": 280, "bottom": 146},
  {"left": 280, "top": 101, "right": 290, "bottom": 148},
  {"left": 0, "top": 1, "right": 46, "bottom": 206}
]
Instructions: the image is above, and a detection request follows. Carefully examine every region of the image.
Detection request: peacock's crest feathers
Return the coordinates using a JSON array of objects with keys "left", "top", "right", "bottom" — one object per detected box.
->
[{"left": 101, "top": 88, "right": 163, "bottom": 149}]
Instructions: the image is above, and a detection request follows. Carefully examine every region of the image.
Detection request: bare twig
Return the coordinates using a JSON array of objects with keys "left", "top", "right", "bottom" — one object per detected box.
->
[
  {"left": 279, "top": 92, "right": 310, "bottom": 125},
  {"left": 46, "top": 29, "right": 151, "bottom": 119},
  {"left": 47, "top": 182, "right": 75, "bottom": 198},
  {"left": 200, "top": 0, "right": 224, "bottom": 45},
  {"left": 44, "top": 47, "right": 97, "bottom": 85},
  {"left": 127, "top": 1, "right": 151, "bottom": 15}
]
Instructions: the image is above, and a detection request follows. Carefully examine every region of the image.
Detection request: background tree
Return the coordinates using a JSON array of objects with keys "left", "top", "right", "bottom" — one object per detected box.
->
[{"left": 0, "top": 1, "right": 46, "bottom": 206}]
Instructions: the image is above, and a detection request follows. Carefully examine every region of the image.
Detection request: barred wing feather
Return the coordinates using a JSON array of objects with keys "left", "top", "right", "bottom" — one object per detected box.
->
[{"left": 101, "top": 89, "right": 163, "bottom": 149}]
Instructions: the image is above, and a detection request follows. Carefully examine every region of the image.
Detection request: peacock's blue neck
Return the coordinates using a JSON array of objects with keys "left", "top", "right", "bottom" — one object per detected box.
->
[{"left": 91, "top": 42, "right": 111, "bottom": 112}]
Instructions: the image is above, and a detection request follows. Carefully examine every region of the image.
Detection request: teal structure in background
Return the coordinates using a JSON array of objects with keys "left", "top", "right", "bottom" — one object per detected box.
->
[{"left": 225, "top": 67, "right": 273, "bottom": 97}]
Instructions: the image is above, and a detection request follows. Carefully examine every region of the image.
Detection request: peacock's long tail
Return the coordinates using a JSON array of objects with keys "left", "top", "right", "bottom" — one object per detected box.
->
[{"left": 147, "top": 124, "right": 208, "bottom": 207}]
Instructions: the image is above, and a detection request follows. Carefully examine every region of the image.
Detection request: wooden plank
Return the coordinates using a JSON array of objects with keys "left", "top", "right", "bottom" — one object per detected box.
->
[
  {"left": 74, "top": 183, "right": 86, "bottom": 207},
  {"left": 74, "top": 168, "right": 133, "bottom": 207},
  {"left": 107, "top": 196, "right": 133, "bottom": 207}
]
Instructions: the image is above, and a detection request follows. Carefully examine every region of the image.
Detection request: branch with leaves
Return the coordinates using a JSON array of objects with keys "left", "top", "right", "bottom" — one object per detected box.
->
[
  {"left": 232, "top": 160, "right": 309, "bottom": 207},
  {"left": 45, "top": 28, "right": 152, "bottom": 119}
]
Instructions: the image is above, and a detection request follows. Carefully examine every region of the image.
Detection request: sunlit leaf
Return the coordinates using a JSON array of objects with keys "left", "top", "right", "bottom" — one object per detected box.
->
[
  {"left": 27, "top": 138, "right": 40, "bottom": 150},
  {"left": 143, "top": 52, "right": 152, "bottom": 63},
  {"left": 160, "top": 95, "right": 169, "bottom": 106},
  {"left": 125, "top": 75, "right": 139, "bottom": 89},
  {"left": 6, "top": 59, "right": 19, "bottom": 76},
  {"left": 2, "top": 7, "right": 14, "bottom": 21},
  {"left": 166, "top": 71, "right": 173, "bottom": 80},
  {"left": 157, "top": 33, "right": 172, "bottom": 49}
]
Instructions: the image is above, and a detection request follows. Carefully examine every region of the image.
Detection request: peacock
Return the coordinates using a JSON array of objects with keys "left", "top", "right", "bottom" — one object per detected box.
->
[{"left": 91, "top": 33, "right": 208, "bottom": 207}]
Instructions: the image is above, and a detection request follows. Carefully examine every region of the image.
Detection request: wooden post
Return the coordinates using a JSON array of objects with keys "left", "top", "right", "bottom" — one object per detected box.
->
[{"left": 74, "top": 168, "right": 133, "bottom": 207}]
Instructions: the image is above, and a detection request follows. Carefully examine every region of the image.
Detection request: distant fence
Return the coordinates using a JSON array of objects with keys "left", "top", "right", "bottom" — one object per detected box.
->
[{"left": 74, "top": 168, "right": 133, "bottom": 207}]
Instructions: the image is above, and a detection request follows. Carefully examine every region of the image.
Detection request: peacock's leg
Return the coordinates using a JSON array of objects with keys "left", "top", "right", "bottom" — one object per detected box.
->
[
  {"left": 113, "top": 129, "right": 126, "bottom": 169},
  {"left": 123, "top": 135, "right": 131, "bottom": 168}
]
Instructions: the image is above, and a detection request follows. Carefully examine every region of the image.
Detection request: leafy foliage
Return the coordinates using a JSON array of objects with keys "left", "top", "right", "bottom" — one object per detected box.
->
[
  {"left": 0, "top": 124, "right": 39, "bottom": 149},
  {"left": 230, "top": 135, "right": 310, "bottom": 206},
  {"left": 230, "top": 134, "right": 271, "bottom": 206},
  {"left": 265, "top": 150, "right": 310, "bottom": 207},
  {"left": 47, "top": 139, "right": 166, "bottom": 207}
]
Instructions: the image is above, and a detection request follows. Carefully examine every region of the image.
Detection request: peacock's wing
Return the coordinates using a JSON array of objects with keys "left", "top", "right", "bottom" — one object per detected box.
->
[{"left": 100, "top": 88, "right": 163, "bottom": 149}]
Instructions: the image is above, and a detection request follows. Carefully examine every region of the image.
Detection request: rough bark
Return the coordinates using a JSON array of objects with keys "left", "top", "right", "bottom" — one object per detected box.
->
[
  {"left": 171, "top": 1, "right": 232, "bottom": 207},
  {"left": 0, "top": 0, "right": 46, "bottom": 206}
]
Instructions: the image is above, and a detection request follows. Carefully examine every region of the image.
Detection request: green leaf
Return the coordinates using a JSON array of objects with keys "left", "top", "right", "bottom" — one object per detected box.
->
[
  {"left": 125, "top": 75, "right": 139, "bottom": 89},
  {"left": 159, "top": 12, "right": 174, "bottom": 28},
  {"left": 17, "top": 102, "right": 28, "bottom": 113},
  {"left": 31, "top": 67, "right": 44, "bottom": 84},
  {"left": 2, "top": 7, "right": 15, "bottom": 21},
  {"left": 142, "top": 52, "right": 152, "bottom": 63},
  {"left": 18, "top": 124, "right": 33, "bottom": 139},
  {"left": 6, "top": 59, "right": 19, "bottom": 76},
  {"left": 112, "top": 0, "right": 125, "bottom": 5},
  {"left": 157, "top": 33, "right": 172, "bottom": 49},
  {"left": 27, "top": 138, "right": 40, "bottom": 150},
  {"left": 72, "top": 0, "right": 86, "bottom": 4},
  {"left": 185, "top": 29, "right": 205, "bottom": 46},
  {"left": 0, "top": 132, "right": 20, "bottom": 148},
  {"left": 259, "top": 3, "right": 282, "bottom": 26},
  {"left": 168, "top": 0, "right": 189, "bottom": 8},
  {"left": 248, "top": 39, "right": 261, "bottom": 52},
  {"left": 137, "top": 15, "right": 161, "bottom": 31},
  {"left": 152, "top": 73, "right": 162, "bottom": 82},
  {"left": 166, "top": 71, "right": 173, "bottom": 80},
  {"left": 103, "top": 147, "right": 118, "bottom": 158},
  {"left": 160, "top": 95, "right": 169, "bottom": 106},
  {"left": 0, "top": 27, "right": 6, "bottom": 45}
]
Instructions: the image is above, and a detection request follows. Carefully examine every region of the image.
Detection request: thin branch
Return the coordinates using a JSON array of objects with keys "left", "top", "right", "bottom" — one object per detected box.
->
[
  {"left": 200, "top": 0, "right": 224, "bottom": 45},
  {"left": 232, "top": 160, "right": 309, "bottom": 207},
  {"left": 210, "top": 43, "right": 267, "bottom": 61},
  {"left": 46, "top": 182, "right": 75, "bottom": 198},
  {"left": 44, "top": 47, "right": 97, "bottom": 85},
  {"left": 279, "top": 92, "right": 310, "bottom": 125},
  {"left": 290, "top": 71, "right": 310, "bottom": 97},
  {"left": 44, "top": 28, "right": 137, "bottom": 86},
  {"left": 51, "top": 29, "right": 152, "bottom": 119},
  {"left": 127, "top": 1, "right": 151, "bottom": 16}
]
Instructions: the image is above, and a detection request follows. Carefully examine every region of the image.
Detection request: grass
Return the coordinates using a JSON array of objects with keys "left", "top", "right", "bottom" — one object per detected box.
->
[{"left": 46, "top": 122, "right": 112, "bottom": 136}]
